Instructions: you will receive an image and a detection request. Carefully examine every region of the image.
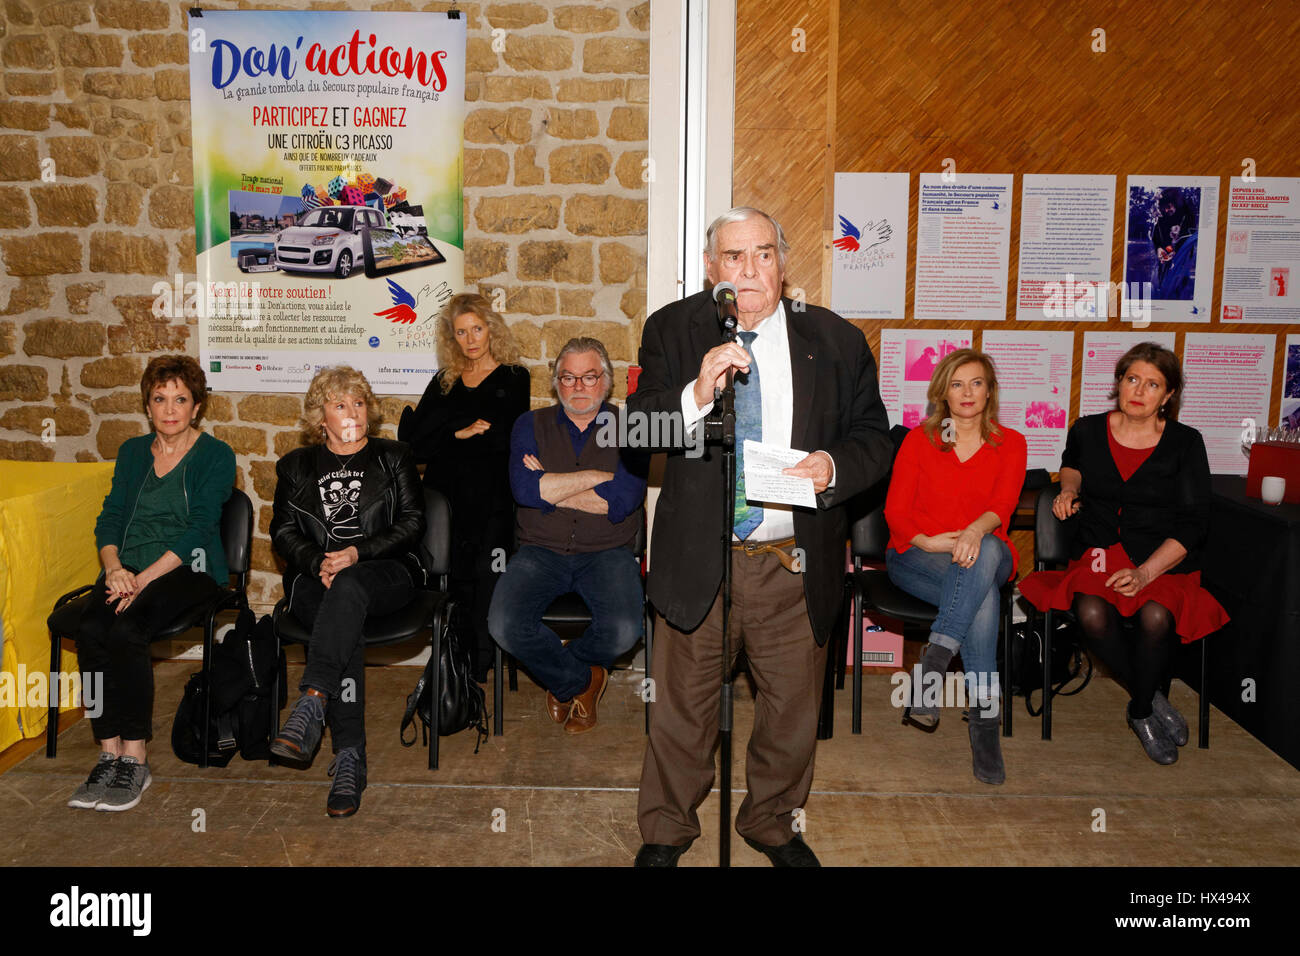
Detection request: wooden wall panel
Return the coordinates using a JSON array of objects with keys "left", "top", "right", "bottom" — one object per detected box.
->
[{"left": 734, "top": 0, "right": 1300, "bottom": 426}]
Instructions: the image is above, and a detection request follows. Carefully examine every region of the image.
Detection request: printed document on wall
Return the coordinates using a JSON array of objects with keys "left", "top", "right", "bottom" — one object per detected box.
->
[
  {"left": 1122, "top": 176, "right": 1219, "bottom": 323},
  {"left": 1282, "top": 335, "right": 1300, "bottom": 429},
  {"left": 1221, "top": 177, "right": 1300, "bottom": 324},
  {"left": 981, "top": 330, "right": 1073, "bottom": 469},
  {"left": 914, "top": 173, "right": 1014, "bottom": 322},
  {"left": 1181, "top": 333, "right": 1275, "bottom": 475},
  {"left": 1016, "top": 174, "right": 1116, "bottom": 322},
  {"left": 1079, "top": 331, "right": 1177, "bottom": 417},
  {"left": 878, "top": 329, "right": 973, "bottom": 429},
  {"left": 831, "top": 172, "right": 909, "bottom": 319}
]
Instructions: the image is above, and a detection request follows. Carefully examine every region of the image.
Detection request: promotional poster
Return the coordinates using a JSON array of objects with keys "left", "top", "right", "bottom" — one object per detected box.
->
[{"left": 187, "top": 9, "right": 466, "bottom": 392}]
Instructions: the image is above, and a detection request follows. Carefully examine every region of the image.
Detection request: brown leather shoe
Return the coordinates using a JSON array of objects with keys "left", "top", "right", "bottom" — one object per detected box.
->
[
  {"left": 546, "top": 691, "right": 572, "bottom": 725},
  {"left": 563, "top": 665, "right": 608, "bottom": 735}
]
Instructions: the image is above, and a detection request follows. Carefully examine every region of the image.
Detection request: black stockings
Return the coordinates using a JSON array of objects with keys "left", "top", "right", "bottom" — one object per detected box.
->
[{"left": 1071, "top": 595, "right": 1177, "bottom": 718}]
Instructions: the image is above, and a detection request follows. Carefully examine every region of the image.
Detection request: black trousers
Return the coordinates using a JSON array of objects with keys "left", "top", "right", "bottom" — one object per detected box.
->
[
  {"left": 75, "top": 566, "right": 220, "bottom": 742},
  {"left": 288, "top": 560, "right": 415, "bottom": 752}
]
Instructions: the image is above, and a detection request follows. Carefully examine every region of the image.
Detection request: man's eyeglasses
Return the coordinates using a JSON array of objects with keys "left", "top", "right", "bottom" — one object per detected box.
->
[{"left": 557, "top": 372, "right": 605, "bottom": 387}]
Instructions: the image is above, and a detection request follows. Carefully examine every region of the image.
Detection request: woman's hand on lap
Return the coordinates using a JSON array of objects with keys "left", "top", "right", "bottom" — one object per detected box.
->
[
  {"left": 1052, "top": 489, "right": 1081, "bottom": 520},
  {"left": 320, "top": 546, "right": 359, "bottom": 575},
  {"left": 951, "top": 527, "right": 983, "bottom": 567},
  {"left": 1105, "top": 565, "right": 1150, "bottom": 597},
  {"left": 916, "top": 532, "right": 959, "bottom": 554}
]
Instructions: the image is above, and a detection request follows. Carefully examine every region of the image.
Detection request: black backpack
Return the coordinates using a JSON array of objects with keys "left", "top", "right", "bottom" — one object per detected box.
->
[
  {"left": 172, "top": 609, "right": 286, "bottom": 766},
  {"left": 400, "top": 600, "right": 488, "bottom": 752},
  {"left": 999, "top": 615, "right": 1092, "bottom": 717}
]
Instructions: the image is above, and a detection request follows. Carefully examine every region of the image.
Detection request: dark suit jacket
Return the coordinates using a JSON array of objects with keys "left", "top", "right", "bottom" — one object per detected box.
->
[{"left": 630, "top": 290, "right": 893, "bottom": 645}]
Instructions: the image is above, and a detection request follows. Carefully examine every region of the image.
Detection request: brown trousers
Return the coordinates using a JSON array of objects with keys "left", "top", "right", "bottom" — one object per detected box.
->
[{"left": 637, "top": 549, "right": 827, "bottom": 847}]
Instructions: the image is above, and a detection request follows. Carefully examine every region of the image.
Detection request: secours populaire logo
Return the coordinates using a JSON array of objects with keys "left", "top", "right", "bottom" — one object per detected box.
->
[{"left": 832, "top": 213, "right": 897, "bottom": 272}]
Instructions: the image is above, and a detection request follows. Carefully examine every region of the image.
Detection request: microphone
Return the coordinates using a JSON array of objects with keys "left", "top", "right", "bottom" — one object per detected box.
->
[{"left": 713, "top": 281, "right": 739, "bottom": 337}]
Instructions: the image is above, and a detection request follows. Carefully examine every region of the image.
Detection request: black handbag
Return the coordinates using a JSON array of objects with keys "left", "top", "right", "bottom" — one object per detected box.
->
[
  {"left": 400, "top": 599, "right": 488, "bottom": 751},
  {"left": 1000, "top": 615, "right": 1092, "bottom": 717},
  {"left": 172, "top": 610, "right": 286, "bottom": 765}
]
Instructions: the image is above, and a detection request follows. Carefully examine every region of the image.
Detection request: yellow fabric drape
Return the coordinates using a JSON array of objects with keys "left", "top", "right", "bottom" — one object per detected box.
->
[{"left": 0, "top": 461, "right": 114, "bottom": 751}]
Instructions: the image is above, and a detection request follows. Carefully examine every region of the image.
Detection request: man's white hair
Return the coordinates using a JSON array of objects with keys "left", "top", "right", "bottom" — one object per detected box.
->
[{"left": 704, "top": 206, "right": 790, "bottom": 269}]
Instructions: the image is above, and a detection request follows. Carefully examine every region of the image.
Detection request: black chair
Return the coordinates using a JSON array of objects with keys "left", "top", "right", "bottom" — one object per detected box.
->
[
  {"left": 843, "top": 494, "right": 1016, "bottom": 738},
  {"left": 45, "top": 489, "right": 254, "bottom": 766},
  {"left": 270, "top": 486, "right": 453, "bottom": 769},
  {"left": 492, "top": 516, "right": 653, "bottom": 735},
  {"left": 1032, "top": 482, "right": 1210, "bottom": 747}
]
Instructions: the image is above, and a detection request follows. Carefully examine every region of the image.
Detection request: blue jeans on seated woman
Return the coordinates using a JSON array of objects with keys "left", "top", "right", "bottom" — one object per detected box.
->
[{"left": 885, "top": 536, "right": 1013, "bottom": 701}]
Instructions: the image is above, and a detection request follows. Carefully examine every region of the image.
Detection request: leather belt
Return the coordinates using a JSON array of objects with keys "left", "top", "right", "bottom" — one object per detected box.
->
[{"left": 731, "top": 535, "right": 799, "bottom": 572}]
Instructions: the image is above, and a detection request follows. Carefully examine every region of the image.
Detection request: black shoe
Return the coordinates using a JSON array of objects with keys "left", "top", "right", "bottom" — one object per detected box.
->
[
  {"left": 903, "top": 642, "right": 953, "bottom": 730},
  {"left": 634, "top": 841, "right": 693, "bottom": 867},
  {"left": 326, "top": 746, "right": 367, "bottom": 818},
  {"left": 271, "top": 691, "right": 326, "bottom": 767},
  {"left": 742, "top": 834, "right": 821, "bottom": 867},
  {"left": 1127, "top": 703, "right": 1178, "bottom": 765},
  {"left": 1151, "top": 690, "right": 1189, "bottom": 747}
]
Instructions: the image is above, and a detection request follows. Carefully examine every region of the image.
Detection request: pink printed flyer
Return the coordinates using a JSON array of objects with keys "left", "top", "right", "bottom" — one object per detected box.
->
[{"left": 186, "top": 9, "right": 466, "bottom": 392}]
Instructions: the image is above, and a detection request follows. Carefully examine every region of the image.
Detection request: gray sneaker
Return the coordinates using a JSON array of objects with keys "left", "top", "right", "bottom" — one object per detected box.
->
[
  {"left": 1151, "top": 689, "right": 1189, "bottom": 747},
  {"left": 94, "top": 755, "right": 151, "bottom": 811},
  {"left": 271, "top": 691, "right": 327, "bottom": 766},
  {"left": 67, "top": 753, "right": 118, "bottom": 809}
]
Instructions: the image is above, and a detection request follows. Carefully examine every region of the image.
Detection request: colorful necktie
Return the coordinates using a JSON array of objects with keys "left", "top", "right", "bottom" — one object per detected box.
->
[{"left": 733, "top": 330, "right": 764, "bottom": 539}]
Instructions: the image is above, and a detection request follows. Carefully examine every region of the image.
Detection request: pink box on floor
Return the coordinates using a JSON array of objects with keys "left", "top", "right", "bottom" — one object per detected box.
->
[
  {"left": 845, "top": 551, "right": 905, "bottom": 668},
  {"left": 847, "top": 612, "right": 905, "bottom": 669}
]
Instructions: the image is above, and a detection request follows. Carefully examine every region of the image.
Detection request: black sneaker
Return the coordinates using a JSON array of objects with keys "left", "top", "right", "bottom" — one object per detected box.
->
[
  {"left": 326, "top": 746, "right": 367, "bottom": 818},
  {"left": 95, "top": 755, "right": 151, "bottom": 812},
  {"left": 67, "top": 753, "right": 118, "bottom": 809},
  {"left": 271, "top": 692, "right": 326, "bottom": 766}
]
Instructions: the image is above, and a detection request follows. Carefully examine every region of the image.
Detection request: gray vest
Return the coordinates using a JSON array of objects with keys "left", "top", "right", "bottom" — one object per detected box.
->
[{"left": 515, "top": 404, "right": 641, "bottom": 553}]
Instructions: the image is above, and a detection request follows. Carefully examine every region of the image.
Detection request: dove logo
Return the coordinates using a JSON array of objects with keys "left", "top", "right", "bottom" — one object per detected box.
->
[
  {"left": 832, "top": 214, "right": 894, "bottom": 255},
  {"left": 374, "top": 278, "right": 419, "bottom": 325}
]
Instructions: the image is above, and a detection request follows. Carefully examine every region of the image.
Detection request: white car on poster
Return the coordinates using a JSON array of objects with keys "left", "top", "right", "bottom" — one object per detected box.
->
[{"left": 274, "top": 205, "right": 386, "bottom": 278}]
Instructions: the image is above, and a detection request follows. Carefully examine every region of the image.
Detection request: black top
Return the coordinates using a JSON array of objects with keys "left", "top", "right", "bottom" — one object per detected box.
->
[
  {"left": 399, "top": 363, "right": 531, "bottom": 511},
  {"left": 1062, "top": 412, "right": 1212, "bottom": 574}
]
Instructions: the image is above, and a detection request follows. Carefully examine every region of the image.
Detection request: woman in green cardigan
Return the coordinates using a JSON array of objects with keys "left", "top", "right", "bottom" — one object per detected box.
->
[{"left": 68, "top": 355, "right": 235, "bottom": 812}]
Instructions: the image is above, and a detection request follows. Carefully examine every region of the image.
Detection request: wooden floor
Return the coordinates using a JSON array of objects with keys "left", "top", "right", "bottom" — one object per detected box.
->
[{"left": 4, "top": 653, "right": 1300, "bottom": 867}]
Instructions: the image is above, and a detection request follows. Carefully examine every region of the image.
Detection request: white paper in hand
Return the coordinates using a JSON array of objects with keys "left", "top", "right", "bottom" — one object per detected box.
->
[{"left": 742, "top": 439, "right": 817, "bottom": 507}]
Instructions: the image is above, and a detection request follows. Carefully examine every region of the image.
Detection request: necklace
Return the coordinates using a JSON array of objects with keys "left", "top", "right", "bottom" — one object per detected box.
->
[{"left": 328, "top": 438, "right": 367, "bottom": 470}]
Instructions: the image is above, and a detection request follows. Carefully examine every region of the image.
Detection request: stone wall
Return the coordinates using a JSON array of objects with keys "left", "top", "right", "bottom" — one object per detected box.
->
[{"left": 0, "top": 0, "right": 650, "bottom": 609}]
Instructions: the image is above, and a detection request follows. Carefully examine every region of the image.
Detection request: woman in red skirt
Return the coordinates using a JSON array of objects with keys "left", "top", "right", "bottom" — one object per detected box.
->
[{"left": 1019, "top": 342, "right": 1228, "bottom": 764}]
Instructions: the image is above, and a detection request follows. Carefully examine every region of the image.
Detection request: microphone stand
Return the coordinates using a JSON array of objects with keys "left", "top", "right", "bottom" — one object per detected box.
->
[{"left": 701, "top": 305, "right": 737, "bottom": 867}]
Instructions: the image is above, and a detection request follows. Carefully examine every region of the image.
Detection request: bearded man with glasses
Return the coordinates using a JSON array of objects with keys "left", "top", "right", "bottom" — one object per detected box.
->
[{"left": 487, "top": 337, "right": 649, "bottom": 733}]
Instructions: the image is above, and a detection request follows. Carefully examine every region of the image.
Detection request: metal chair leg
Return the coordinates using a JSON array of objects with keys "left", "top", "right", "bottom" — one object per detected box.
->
[
  {"left": 429, "top": 607, "right": 441, "bottom": 770},
  {"left": 1041, "top": 609, "right": 1053, "bottom": 741},
  {"left": 1198, "top": 634, "right": 1210, "bottom": 749},
  {"left": 817, "top": 632, "right": 835, "bottom": 740},
  {"left": 507, "top": 654, "right": 518, "bottom": 691},
  {"left": 46, "top": 632, "right": 61, "bottom": 758},
  {"left": 851, "top": 583, "right": 863, "bottom": 735},
  {"left": 1001, "top": 592, "right": 1012, "bottom": 738},
  {"left": 493, "top": 643, "right": 504, "bottom": 736}
]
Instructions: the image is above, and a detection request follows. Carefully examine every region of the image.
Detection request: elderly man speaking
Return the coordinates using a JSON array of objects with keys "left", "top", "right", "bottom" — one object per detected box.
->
[{"left": 632, "top": 207, "right": 893, "bottom": 866}]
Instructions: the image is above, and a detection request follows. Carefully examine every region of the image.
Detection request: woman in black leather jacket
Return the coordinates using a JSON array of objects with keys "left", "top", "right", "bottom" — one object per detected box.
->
[{"left": 269, "top": 365, "right": 425, "bottom": 817}]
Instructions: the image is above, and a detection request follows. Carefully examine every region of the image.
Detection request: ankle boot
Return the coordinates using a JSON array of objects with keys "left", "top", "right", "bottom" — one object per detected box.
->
[
  {"left": 968, "top": 706, "right": 1006, "bottom": 785},
  {"left": 903, "top": 642, "right": 953, "bottom": 730}
]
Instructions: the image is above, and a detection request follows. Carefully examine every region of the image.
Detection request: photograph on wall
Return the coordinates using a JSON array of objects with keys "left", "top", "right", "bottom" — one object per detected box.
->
[
  {"left": 188, "top": 9, "right": 466, "bottom": 392},
  {"left": 1015, "top": 174, "right": 1117, "bottom": 322},
  {"left": 1222, "top": 177, "right": 1300, "bottom": 324},
  {"left": 980, "top": 330, "right": 1073, "bottom": 469},
  {"left": 914, "top": 173, "right": 1014, "bottom": 322},
  {"left": 879, "top": 329, "right": 973, "bottom": 428},
  {"left": 1180, "top": 333, "right": 1275, "bottom": 475},
  {"left": 1079, "top": 331, "right": 1178, "bottom": 417},
  {"left": 1282, "top": 335, "right": 1300, "bottom": 429},
  {"left": 1123, "top": 176, "right": 1219, "bottom": 322},
  {"left": 830, "top": 172, "right": 909, "bottom": 319}
]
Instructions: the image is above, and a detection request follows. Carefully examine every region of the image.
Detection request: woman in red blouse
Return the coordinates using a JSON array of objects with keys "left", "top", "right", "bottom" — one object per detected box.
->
[
  {"left": 885, "top": 349, "right": 1026, "bottom": 784},
  {"left": 1019, "top": 343, "right": 1227, "bottom": 765}
]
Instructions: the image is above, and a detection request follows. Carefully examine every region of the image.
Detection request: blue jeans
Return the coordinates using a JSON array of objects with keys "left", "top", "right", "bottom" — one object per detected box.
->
[
  {"left": 487, "top": 545, "right": 643, "bottom": 700},
  {"left": 885, "top": 536, "right": 1012, "bottom": 702}
]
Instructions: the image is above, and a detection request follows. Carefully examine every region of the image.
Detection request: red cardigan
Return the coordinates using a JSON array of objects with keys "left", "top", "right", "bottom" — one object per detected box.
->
[{"left": 884, "top": 424, "right": 1027, "bottom": 573}]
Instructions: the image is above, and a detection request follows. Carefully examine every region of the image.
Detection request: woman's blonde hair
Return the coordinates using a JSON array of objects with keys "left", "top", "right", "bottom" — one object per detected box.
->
[
  {"left": 300, "top": 365, "right": 383, "bottom": 445},
  {"left": 921, "top": 348, "right": 1004, "bottom": 450},
  {"left": 436, "top": 292, "right": 521, "bottom": 393}
]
